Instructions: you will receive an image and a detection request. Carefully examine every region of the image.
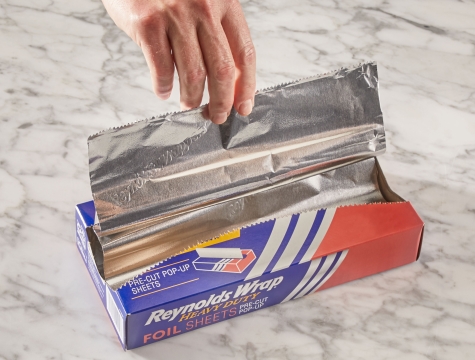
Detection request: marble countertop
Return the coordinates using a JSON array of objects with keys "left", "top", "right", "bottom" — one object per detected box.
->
[{"left": 1, "top": 0, "right": 475, "bottom": 358}]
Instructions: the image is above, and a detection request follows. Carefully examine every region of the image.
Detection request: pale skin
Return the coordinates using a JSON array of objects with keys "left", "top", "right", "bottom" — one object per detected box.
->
[{"left": 102, "top": 0, "right": 256, "bottom": 124}]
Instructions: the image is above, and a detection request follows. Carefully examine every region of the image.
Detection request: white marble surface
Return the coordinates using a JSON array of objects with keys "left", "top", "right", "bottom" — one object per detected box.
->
[{"left": 1, "top": 0, "right": 475, "bottom": 358}]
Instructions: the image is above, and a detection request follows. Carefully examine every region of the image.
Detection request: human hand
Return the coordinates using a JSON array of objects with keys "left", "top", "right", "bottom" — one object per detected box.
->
[{"left": 102, "top": 0, "right": 256, "bottom": 124}]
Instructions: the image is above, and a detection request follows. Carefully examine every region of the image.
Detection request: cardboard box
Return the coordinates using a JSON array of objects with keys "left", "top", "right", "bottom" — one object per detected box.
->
[{"left": 75, "top": 177, "right": 424, "bottom": 350}]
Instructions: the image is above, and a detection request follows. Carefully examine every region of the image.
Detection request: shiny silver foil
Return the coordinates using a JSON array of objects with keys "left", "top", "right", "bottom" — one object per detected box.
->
[
  {"left": 89, "top": 62, "right": 384, "bottom": 236},
  {"left": 93, "top": 158, "right": 388, "bottom": 290},
  {"left": 87, "top": 62, "right": 387, "bottom": 289}
]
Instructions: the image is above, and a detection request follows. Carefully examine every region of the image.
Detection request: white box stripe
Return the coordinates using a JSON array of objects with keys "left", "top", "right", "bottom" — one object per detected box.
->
[
  {"left": 212, "top": 258, "right": 228, "bottom": 271},
  {"left": 271, "top": 211, "right": 317, "bottom": 273},
  {"left": 245, "top": 217, "right": 292, "bottom": 280},
  {"left": 295, "top": 252, "right": 338, "bottom": 299},
  {"left": 311, "top": 250, "right": 348, "bottom": 293},
  {"left": 221, "top": 259, "right": 232, "bottom": 269},
  {"left": 281, "top": 256, "right": 325, "bottom": 303},
  {"left": 299, "top": 208, "right": 336, "bottom": 264}
]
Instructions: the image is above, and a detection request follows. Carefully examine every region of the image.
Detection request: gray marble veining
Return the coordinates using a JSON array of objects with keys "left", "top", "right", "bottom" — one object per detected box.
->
[{"left": 0, "top": 0, "right": 474, "bottom": 359}]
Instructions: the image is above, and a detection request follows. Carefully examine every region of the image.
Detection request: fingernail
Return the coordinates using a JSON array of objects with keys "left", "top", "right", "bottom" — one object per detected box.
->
[
  {"left": 238, "top": 99, "right": 253, "bottom": 116},
  {"left": 211, "top": 112, "right": 228, "bottom": 124},
  {"left": 180, "top": 101, "right": 192, "bottom": 111},
  {"left": 157, "top": 91, "right": 171, "bottom": 100}
]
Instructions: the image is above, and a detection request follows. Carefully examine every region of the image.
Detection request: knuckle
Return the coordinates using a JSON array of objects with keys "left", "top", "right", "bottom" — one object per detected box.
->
[
  {"left": 183, "top": 68, "right": 207, "bottom": 86},
  {"left": 133, "top": 10, "right": 161, "bottom": 33},
  {"left": 157, "top": 60, "right": 175, "bottom": 75},
  {"left": 213, "top": 60, "right": 235, "bottom": 82},
  {"left": 165, "top": 0, "right": 182, "bottom": 18},
  {"left": 157, "top": 66, "right": 173, "bottom": 84},
  {"left": 192, "top": 0, "right": 214, "bottom": 20},
  {"left": 237, "top": 42, "right": 256, "bottom": 66},
  {"left": 211, "top": 97, "right": 232, "bottom": 112}
]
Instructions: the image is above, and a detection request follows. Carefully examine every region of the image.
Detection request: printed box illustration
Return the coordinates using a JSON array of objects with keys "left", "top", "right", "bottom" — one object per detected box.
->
[{"left": 192, "top": 248, "right": 256, "bottom": 273}]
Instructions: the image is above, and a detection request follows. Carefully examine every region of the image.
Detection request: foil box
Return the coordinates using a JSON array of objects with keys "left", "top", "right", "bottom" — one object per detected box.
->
[
  {"left": 77, "top": 63, "right": 423, "bottom": 350},
  {"left": 75, "top": 192, "right": 424, "bottom": 350}
]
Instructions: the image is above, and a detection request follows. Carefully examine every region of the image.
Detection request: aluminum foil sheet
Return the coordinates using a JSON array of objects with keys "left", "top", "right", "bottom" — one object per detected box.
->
[
  {"left": 87, "top": 61, "right": 388, "bottom": 288},
  {"left": 93, "top": 157, "right": 387, "bottom": 290},
  {"left": 89, "top": 62, "right": 385, "bottom": 237}
]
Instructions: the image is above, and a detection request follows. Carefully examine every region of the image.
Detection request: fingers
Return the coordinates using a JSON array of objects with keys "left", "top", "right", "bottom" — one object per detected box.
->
[
  {"left": 168, "top": 25, "right": 207, "bottom": 110},
  {"left": 124, "top": 0, "right": 256, "bottom": 123},
  {"left": 197, "top": 22, "right": 235, "bottom": 124},
  {"left": 135, "top": 16, "right": 175, "bottom": 100},
  {"left": 222, "top": 2, "right": 256, "bottom": 116}
]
